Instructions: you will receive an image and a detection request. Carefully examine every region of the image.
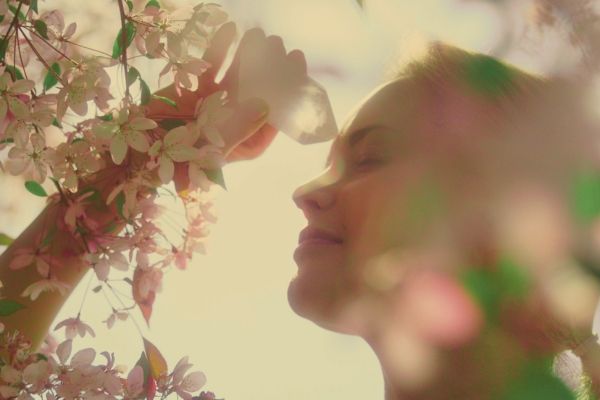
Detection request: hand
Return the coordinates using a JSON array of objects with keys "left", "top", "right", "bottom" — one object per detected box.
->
[{"left": 146, "top": 23, "right": 312, "bottom": 162}]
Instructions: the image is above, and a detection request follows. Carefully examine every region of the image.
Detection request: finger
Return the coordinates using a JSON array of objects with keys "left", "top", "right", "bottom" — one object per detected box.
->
[
  {"left": 202, "top": 21, "right": 237, "bottom": 81},
  {"left": 265, "top": 35, "right": 286, "bottom": 58},
  {"left": 287, "top": 49, "right": 308, "bottom": 76},
  {"left": 220, "top": 97, "right": 270, "bottom": 155},
  {"left": 221, "top": 28, "right": 267, "bottom": 90},
  {"left": 225, "top": 124, "right": 278, "bottom": 162}
]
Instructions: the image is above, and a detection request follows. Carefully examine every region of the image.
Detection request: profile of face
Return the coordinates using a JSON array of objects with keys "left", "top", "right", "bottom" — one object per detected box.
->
[{"left": 288, "top": 75, "right": 502, "bottom": 334}]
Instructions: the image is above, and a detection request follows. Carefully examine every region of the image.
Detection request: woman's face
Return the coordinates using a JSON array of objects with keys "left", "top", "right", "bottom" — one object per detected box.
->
[{"left": 288, "top": 76, "right": 501, "bottom": 332}]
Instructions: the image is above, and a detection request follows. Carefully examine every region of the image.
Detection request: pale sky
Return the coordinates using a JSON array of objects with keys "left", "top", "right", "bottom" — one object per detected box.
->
[{"left": 0, "top": 0, "right": 580, "bottom": 398}]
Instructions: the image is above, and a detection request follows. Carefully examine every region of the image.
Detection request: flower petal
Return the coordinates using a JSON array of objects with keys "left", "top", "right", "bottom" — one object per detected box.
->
[
  {"left": 110, "top": 134, "right": 128, "bottom": 165},
  {"left": 169, "top": 144, "right": 198, "bottom": 162},
  {"left": 127, "top": 130, "right": 149, "bottom": 153},
  {"left": 129, "top": 117, "right": 157, "bottom": 131},
  {"left": 158, "top": 156, "right": 174, "bottom": 184}
]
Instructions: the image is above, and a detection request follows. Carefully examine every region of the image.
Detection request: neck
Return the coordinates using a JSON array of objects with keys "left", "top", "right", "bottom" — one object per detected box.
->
[{"left": 364, "top": 326, "right": 525, "bottom": 400}]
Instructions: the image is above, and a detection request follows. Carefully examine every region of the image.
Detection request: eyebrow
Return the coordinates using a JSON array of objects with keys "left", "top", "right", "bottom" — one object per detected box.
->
[{"left": 324, "top": 124, "right": 388, "bottom": 167}]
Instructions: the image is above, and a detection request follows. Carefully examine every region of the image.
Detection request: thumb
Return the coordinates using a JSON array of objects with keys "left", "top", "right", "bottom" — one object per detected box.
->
[{"left": 221, "top": 97, "right": 270, "bottom": 155}]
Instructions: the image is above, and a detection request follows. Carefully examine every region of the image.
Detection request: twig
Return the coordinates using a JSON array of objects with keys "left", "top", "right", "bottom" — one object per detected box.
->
[
  {"left": 116, "top": 0, "right": 131, "bottom": 101},
  {"left": 18, "top": 26, "right": 66, "bottom": 87},
  {"left": 0, "top": 0, "right": 26, "bottom": 60}
]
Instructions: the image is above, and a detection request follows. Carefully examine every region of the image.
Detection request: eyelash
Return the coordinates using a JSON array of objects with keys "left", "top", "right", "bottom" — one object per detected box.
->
[{"left": 352, "top": 154, "right": 382, "bottom": 170}]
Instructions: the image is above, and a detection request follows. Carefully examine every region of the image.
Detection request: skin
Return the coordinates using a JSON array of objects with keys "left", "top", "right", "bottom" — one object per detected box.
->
[{"left": 289, "top": 77, "right": 600, "bottom": 399}]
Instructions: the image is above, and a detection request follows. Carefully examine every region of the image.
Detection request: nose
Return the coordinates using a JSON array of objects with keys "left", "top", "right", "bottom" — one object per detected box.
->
[{"left": 293, "top": 169, "right": 338, "bottom": 218}]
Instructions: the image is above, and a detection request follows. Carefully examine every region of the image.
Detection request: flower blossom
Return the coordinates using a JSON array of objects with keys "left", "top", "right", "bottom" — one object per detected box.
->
[
  {"left": 170, "top": 357, "right": 207, "bottom": 400},
  {"left": 0, "top": 72, "right": 34, "bottom": 126},
  {"left": 22, "top": 278, "right": 70, "bottom": 301},
  {"left": 54, "top": 317, "right": 96, "bottom": 340},
  {"left": 103, "top": 309, "right": 129, "bottom": 329},
  {"left": 94, "top": 108, "right": 157, "bottom": 164},
  {"left": 47, "top": 141, "right": 102, "bottom": 192},
  {"left": 9, "top": 240, "right": 52, "bottom": 277},
  {"left": 5, "top": 133, "right": 50, "bottom": 183},
  {"left": 148, "top": 125, "right": 199, "bottom": 183},
  {"left": 192, "top": 91, "right": 232, "bottom": 147},
  {"left": 57, "top": 56, "right": 114, "bottom": 118}
]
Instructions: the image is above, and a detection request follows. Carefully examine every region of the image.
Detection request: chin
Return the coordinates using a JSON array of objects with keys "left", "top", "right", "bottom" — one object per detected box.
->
[{"left": 287, "top": 270, "right": 369, "bottom": 336}]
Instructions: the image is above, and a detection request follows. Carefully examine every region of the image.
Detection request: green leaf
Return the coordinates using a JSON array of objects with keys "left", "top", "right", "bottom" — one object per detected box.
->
[
  {"left": 30, "top": 0, "right": 39, "bottom": 13},
  {"left": 143, "top": 338, "right": 168, "bottom": 379},
  {"left": 111, "top": 21, "right": 137, "bottom": 59},
  {"left": 139, "top": 78, "right": 151, "bottom": 105},
  {"left": 158, "top": 119, "right": 186, "bottom": 131},
  {"left": 152, "top": 94, "right": 177, "bottom": 109},
  {"left": 25, "top": 180, "right": 48, "bottom": 197},
  {"left": 497, "top": 258, "right": 530, "bottom": 299},
  {"left": 572, "top": 172, "right": 600, "bottom": 223},
  {"left": 135, "top": 352, "right": 151, "bottom": 385},
  {"left": 0, "top": 15, "right": 5, "bottom": 24},
  {"left": 33, "top": 19, "right": 49, "bottom": 39},
  {"left": 501, "top": 360, "right": 576, "bottom": 400},
  {"left": 205, "top": 168, "right": 227, "bottom": 190},
  {"left": 92, "top": 285, "right": 102, "bottom": 293},
  {"left": 461, "top": 268, "right": 499, "bottom": 323},
  {"left": 0, "top": 233, "right": 14, "bottom": 246},
  {"left": 103, "top": 220, "right": 118, "bottom": 233},
  {"left": 126, "top": 66, "right": 140, "bottom": 88},
  {"left": 0, "top": 299, "right": 25, "bottom": 316},
  {"left": 355, "top": 0, "right": 364, "bottom": 8},
  {"left": 0, "top": 137, "right": 14, "bottom": 145},
  {"left": 43, "top": 62, "right": 61, "bottom": 91},
  {"left": 8, "top": 5, "right": 26, "bottom": 21},
  {"left": 464, "top": 55, "right": 513, "bottom": 98},
  {"left": 126, "top": 0, "right": 134, "bottom": 11},
  {"left": 5, "top": 65, "right": 24, "bottom": 80},
  {"left": 145, "top": 0, "right": 160, "bottom": 8},
  {"left": 98, "top": 113, "right": 114, "bottom": 122},
  {"left": 0, "top": 38, "right": 8, "bottom": 60},
  {"left": 115, "top": 191, "right": 126, "bottom": 220}
]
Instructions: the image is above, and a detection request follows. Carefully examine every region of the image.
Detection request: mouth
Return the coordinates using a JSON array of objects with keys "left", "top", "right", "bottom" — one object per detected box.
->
[{"left": 297, "top": 226, "right": 344, "bottom": 247}]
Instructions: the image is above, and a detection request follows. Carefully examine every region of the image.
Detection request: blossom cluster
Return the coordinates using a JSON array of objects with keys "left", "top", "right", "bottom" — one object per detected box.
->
[
  {"left": 0, "top": 328, "right": 216, "bottom": 400},
  {"left": 0, "top": 0, "right": 238, "bottom": 398}
]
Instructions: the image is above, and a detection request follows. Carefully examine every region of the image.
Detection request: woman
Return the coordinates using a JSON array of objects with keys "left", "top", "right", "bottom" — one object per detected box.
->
[{"left": 289, "top": 43, "right": 600, "bottom": 399}]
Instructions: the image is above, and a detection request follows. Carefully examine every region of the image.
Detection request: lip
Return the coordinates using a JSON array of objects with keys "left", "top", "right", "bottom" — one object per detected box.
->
[{"left": 297, "top": 226, "right": 343, "bottom": 247}]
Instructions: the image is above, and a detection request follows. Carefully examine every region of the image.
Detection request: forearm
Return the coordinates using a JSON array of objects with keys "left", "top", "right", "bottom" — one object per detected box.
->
[{"left": 0, "top": 201, "right": 89, "bottom": 349}]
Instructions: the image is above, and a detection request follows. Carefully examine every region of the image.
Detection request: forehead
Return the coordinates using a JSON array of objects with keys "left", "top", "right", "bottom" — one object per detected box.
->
[{"left": 326, "top": 79, "right": 422, "bottom": 159}]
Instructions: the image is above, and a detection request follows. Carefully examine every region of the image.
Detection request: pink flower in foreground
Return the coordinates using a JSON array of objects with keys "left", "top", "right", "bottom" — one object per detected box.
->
[
  {"left": 125, "top": 366, "right": 144, "bottom": 398},
  {"left": 10, "top": 244, "right": 52, "bottom": 278},
  {"left": 22, "top": 278, "right": 70, "bottom": 300},
  {"left": 171, "top": 357, "right": 207, "bottom": 400},
  {"left": 93, "top": 108, "right": 156, "bottom": 165},
  {"left": 148, "top": 125, "right": 199, "bottom": 184},
  {"left": 54, "top": 317, "right": 96, "bottom": 340}
]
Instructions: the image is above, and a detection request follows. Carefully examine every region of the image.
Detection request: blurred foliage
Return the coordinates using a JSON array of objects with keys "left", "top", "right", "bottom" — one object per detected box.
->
[{"left": 461, "top": 257, "right": 531, "bottom": 323}]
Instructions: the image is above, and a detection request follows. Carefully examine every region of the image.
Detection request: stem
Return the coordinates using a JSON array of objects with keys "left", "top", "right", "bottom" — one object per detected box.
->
[
  {"left": 116, "top": 0, "right": 131, "bottom": 101},
  {"left": 1, "top": 0, "right": 25, "bottom": 59},
  {"left": 22, "top": 25, "right": 79, "bottom": 66},
  {"left": 61, "top": 38, "right": 112, "bottom": 58},
  {"left": 18, "top": 26, "right": 66, "bottom": 86}
]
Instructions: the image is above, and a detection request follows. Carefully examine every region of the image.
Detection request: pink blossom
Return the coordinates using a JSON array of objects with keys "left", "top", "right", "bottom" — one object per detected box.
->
[
  {"left": 93, "top": 108, "right": 156, "bottom": 165},
  {"left": 125, "top": 366, "right": 144, "bottom": 398},
  {"left": 10, "top": 244, "right": 52, "bottom": 278},
  {"left": 103, "top": 309, "right": 128, "bottom": 329},
  {"left": 54, "top": 317, "right": 96, "bottom": 340},
  {"left": 170, "top": 357, "right": 207, "bottom": 400},
  {"left": 21, "top": 278, "right": 69, "bottom": 301}
]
